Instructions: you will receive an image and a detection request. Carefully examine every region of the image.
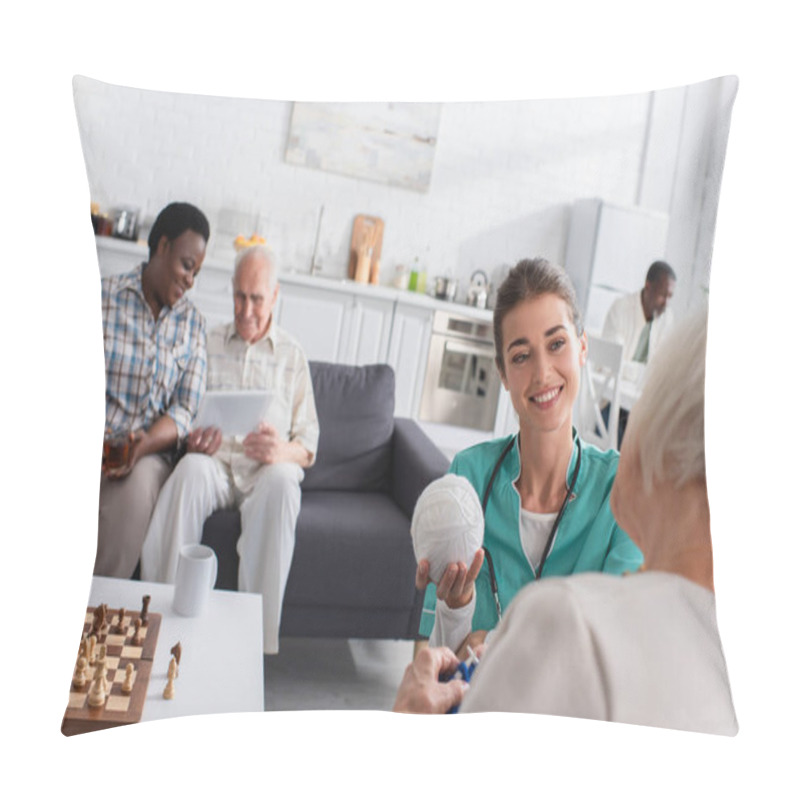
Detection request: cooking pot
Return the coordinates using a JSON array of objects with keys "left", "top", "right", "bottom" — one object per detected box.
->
[
  {"left": 466, "top": 270, "right": 490, "bottom": 308},
  {"left": 112, "top": 206, "right": 140, "bottom": 241},
  {"left": 434, "top": 276, "right": 458, "bottom": 302}
]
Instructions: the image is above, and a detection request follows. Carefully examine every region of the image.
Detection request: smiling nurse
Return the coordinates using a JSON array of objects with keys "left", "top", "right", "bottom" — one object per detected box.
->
[{"left": 417, "top": 258, "right": 643, "bottom": 653}]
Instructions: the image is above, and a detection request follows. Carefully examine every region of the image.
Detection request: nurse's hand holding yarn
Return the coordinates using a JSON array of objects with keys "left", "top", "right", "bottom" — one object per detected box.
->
[{"left": 411, "top": 475, "right": 485, "bottom": 607}]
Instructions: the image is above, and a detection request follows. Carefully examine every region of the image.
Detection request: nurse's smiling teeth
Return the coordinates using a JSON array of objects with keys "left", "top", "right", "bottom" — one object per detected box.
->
[{"left": 532, "top": 387, "right": 561, "bottom": 404}]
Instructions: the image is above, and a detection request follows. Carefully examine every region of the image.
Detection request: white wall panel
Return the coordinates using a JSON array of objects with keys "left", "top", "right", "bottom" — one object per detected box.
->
[{"left": 74, "top": 78, "right": 652, "bottom": 295}]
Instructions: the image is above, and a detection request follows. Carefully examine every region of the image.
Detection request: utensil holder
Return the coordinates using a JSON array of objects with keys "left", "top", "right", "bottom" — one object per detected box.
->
[{"left": 355, "top": 250, "right": 371, "bottom": 283}]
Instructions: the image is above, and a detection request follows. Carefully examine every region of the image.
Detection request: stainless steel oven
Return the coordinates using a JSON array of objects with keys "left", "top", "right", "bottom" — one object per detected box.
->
[{"left": 419, "top": 310, "right": 501, "bottom": 431}]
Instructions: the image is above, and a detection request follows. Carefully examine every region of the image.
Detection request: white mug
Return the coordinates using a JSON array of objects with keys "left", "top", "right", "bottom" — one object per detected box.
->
[{"left": 172, "top": 544, "right": 218, "bottom": 617}]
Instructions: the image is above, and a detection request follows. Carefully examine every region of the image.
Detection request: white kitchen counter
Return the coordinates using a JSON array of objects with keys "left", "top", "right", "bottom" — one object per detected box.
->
[
  {"left": 282, "top": 271, "right": 493, "bottom": 321},
  {"left": 94, "top": 235, "right": 493, "bottom": 322}
]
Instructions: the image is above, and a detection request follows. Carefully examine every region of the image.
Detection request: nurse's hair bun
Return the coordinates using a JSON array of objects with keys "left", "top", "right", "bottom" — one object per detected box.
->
[{"left": 411, "top": 474, "right": 484, "bottom": 584}]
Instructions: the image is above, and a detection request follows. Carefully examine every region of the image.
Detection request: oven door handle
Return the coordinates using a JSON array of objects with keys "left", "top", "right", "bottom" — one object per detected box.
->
[{"left": 442, "top": 340, "right": 494, "bottom": 357}]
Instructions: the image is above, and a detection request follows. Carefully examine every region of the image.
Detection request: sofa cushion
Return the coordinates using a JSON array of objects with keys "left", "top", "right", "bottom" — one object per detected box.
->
[
  {"left": 302, "top": 362, "right": 395, "bottom": 492},
  {"left": 201, "top": 493, "right": 418, "bottom": 611},
  {"left": 284, "top": 490, "right": 418, "bottom": 610}
]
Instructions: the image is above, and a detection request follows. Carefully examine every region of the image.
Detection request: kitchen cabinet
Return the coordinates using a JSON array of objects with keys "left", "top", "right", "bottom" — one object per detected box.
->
[
  {"left": 344, "top": 295, "right": 395, "bottom": 366},
  {"left": 276, "top": 283, "right": 350, "bottom": 363},
  {"left": 93, "top": 236, "right": 147, "bottom": 277},
  {"left": 277, "top": 283, "right": 394, "bottom": 366},
  {"left": 192, "top": 266, "right": 235, "bottom": 328},
  {"left": 387, "top": 302, "right": 433, "bottom": 418}
]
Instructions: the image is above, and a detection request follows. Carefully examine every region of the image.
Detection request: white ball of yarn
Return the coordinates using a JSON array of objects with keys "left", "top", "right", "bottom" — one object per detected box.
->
[{"left": 411, "top": 474, "right": 484, "bottom": 583}]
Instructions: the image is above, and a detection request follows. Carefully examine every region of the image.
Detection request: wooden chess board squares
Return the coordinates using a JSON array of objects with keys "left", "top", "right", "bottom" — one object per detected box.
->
[
  {"left": 67, "top": 663, "right": 138, "bottom": 712},
  {"left": 104, "top": 694, "right": 131, "bottom": 713},
  {"left": 66, "top": 691, "right": 132, "bottom": 712},
  {"left": 62, "top": 606, "right": 162, "bottom": 736},
  {"left": 80, "top": 607, "right": 161, "bottom": 661},
  {"left": 63, "top": 659, "right": 153, "bottom": 735}
]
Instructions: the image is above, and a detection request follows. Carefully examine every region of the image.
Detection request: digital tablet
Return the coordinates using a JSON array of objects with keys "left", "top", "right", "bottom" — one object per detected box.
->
[{"left": 193, "top": 391, "right": 273, "bottom": 436}]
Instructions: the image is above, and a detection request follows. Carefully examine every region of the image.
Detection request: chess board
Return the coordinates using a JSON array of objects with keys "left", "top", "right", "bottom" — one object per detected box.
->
[{"left": 62, "top": 606, "right": 162, "bottom": 736}]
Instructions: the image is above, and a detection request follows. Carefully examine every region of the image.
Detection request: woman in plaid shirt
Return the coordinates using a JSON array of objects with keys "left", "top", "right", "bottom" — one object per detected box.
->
[{"left": 95, "top": 202, "right": 210, "bottom": 578}]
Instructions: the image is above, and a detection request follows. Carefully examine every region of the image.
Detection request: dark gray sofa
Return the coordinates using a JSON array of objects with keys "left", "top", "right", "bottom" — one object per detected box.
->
[{"left": 200, "top": 361, "right": 449, "bottom": 641}]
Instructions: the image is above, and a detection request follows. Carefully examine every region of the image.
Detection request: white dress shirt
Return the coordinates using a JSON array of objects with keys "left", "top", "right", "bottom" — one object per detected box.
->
[
  {"left": 206, "top": 321, "right": 319, "bottom": 494},
  {"left": 602, "top": 290, "right": 674, "bottom": 365}
]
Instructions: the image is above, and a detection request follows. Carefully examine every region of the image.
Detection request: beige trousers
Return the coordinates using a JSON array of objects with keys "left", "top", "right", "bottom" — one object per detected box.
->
[
  {"left": 94, "top": 454, "right": 172, "bottom": 578},
  {"left": 141, "top": 454, "right": 302, "bottom": 654}
]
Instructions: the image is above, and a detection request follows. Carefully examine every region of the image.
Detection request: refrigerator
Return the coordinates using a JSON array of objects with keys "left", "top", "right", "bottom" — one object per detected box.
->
[{"left": 564, "top": 198, "right": 669, "bottom": 335}]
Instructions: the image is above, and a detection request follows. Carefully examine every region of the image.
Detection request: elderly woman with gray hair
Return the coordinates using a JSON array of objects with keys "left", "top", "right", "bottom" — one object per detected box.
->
[{"left": 395, "top": 309, "right": 738, "bottom": 735}]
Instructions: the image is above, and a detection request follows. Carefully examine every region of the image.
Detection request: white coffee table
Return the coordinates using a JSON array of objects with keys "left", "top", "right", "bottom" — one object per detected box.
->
[{"left": 88, "top": 576, "right": 264, "bottom": 721}]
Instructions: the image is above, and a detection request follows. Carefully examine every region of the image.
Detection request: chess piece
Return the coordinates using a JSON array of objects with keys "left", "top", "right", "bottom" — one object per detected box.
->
[
  {"left": 88, "top": 668, "right": 106, "bottom": 707},
  {"left": 133, "top": 618, "right": 143, "bottom": 645},
  {"left": 78, "top": 636, "right": 91, "bottom": 665},
  {"left": 91, "top": 605, "right": 106, "bottom": 637},
  {"left": 97, "top": 645, "right": 107, "bottom": 684},
  {"left": 170, "top": 642, "right": 182, "bottom": 675},
  {"left": 163, "top": 658, "right": 177, "bottom": 699},
  {"left": 121, "top": 663, "right": 135, "bottom": 695},
  {"left": 96, "top": 656, "right": 109, "bottom": 695},
  {"left": 72, "top": 657, "right": 88, "bottom": 689},
  {"left": 86, "top": 634, "right": 97, "bottom": 665},
  {"left": 117, "top": 608, "right": 126, "bottom": 634},
  {"left": 140, "top": 595, "right": 151, "bottom": 625}
]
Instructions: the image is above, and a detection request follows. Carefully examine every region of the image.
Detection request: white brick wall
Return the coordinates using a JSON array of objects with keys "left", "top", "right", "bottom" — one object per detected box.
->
[{"left": 73, "top": 75, "right": 732, "bottom": 307}]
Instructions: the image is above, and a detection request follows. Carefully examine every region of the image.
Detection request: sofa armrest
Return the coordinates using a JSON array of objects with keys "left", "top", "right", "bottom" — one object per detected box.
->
[{"left": 390, "top": 417, "right": 450, "bottom": 519}]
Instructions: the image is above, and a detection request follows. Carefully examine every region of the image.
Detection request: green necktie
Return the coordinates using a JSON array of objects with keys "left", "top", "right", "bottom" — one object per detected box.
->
[{"left": 632, "top": 321, "right": 651, "bottom": 363}]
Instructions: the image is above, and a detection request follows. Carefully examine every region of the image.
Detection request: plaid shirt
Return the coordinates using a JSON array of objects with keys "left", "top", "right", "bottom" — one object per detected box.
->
[{"left": 102, "top": 263, "right": 207, "bottom": 439}]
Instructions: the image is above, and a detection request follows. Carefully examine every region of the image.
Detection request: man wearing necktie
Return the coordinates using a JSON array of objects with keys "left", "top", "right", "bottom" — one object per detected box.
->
[{"left": 601, "top": 261, "right": 677, "bottom": 445}]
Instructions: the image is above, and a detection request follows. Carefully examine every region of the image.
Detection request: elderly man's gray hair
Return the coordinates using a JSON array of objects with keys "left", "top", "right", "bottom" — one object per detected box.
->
[
  {"left": 626, "top": 307, "right": 708, "bottom": 493},
  {"left": 233, "top": 244, "right": 277, "bottom": 289}
]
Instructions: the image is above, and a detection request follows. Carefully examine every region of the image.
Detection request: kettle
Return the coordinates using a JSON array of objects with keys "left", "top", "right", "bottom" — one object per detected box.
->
[
  {"left": 466, "top": 269, "right": 490, "bottom": 309},
  {"left": 433, "top": 275, "right": 458, "bottom": 302}
]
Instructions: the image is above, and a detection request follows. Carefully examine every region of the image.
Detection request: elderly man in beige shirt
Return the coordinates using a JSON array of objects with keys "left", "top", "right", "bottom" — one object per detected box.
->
[{"left": 141, "top": 245, "right": 319, "bottom": 654}]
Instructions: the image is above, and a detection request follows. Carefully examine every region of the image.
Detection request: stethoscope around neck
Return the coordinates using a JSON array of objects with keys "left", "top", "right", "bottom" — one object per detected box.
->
[{"left": 480, "top": 433, "right": 582, "bottom": 622}]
